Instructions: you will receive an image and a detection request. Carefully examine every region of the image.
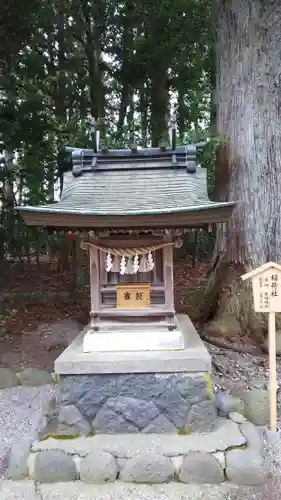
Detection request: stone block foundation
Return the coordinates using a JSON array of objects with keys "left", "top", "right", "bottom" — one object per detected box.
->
[
  {"left": 58, "top": 373, "right": 216, "bottom": 434},
  {"left": 9, "top": 416, "right": 268, "bottom": 486}
]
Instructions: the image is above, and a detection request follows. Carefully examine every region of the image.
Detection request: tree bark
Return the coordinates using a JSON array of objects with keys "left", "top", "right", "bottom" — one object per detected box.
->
[
  {"left": 215, "top": 0, "right": 281, "bottom": 268},
  {"left": 150, "top": 68, "right": 169, "bottom": 147}
]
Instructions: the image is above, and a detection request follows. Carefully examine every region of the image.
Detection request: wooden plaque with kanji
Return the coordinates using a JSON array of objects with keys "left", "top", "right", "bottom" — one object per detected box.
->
[
  {"left": 242, "top": 263, "right": 281, "bottom": 313},
  {"left": 252, "top": 269, "right": 281, "bottom": 312},
  {"left": 116, "top": 284, "right": 151, "bottom": 309}
]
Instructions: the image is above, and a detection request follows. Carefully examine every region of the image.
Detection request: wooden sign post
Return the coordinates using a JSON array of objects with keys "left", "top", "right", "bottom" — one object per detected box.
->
[{"left": 242, "top": 262, "right": 281, "bottom": 432}]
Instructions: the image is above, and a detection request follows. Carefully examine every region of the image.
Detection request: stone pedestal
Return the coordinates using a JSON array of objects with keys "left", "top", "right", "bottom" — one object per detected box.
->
[
  {"left": 83, "top": 323, "right": 185, "bottom": 353},
  {"left": 55, "top": 315, "right": 215, "bottom": 434}
]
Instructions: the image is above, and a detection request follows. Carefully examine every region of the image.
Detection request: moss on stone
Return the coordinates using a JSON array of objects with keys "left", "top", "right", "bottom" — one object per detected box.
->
[
  {"left": 51, "top": 372, "right": 59, "bottom": 384},
  {"left": 39, "top": 433, "right": 81, "bottom": 441},
  {"left": 173, "top": 472, "right": 181, "bottom": 482},
  {"left": 204, "top": 375, "right": 214, "bottom": 397},
  {"left": 86, "top": 431, "right": 96, "bottom": 437},
  {"left": 176, "top": 428, "right": 193, "bottom": 436},
  {"left": 227, "top": 444, "right": 247, "bottom": 451}
]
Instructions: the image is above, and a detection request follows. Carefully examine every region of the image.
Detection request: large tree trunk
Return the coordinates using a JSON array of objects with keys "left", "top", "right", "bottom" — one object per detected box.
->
[
  {"left": 215, "top": 0, "right": 281, "bottom": 268},
  {"left": 202, "top": 1, "right": 281, "bottom": 344}
]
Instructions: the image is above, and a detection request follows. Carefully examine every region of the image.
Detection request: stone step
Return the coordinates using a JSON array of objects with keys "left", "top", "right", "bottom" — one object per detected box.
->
[{"left": 7, "top": 418, "right": 268, "bottom": 486}]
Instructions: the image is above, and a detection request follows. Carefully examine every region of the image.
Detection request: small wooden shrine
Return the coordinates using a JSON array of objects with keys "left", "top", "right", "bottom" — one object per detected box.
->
[{"left": 17, "top": 136, "right": 236, "bottom": 353}]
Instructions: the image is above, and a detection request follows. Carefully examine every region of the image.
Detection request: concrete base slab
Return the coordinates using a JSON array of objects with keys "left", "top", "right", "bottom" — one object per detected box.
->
[{"left": 55, "top": 314, "right": 210, "bottom": 375}]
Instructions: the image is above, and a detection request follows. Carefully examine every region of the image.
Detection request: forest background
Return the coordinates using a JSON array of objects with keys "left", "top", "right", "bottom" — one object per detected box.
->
[{"left": 1, "top": 0, "right": 281, "bottom": 351}]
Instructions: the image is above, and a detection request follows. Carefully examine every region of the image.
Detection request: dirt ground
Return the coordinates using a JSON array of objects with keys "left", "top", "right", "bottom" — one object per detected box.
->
[
  {"left": 0, "top": 258, "right": 204, "bottom": 370},
  {"left": 0, "top": 257, "right": 260, "bottom": 372}
]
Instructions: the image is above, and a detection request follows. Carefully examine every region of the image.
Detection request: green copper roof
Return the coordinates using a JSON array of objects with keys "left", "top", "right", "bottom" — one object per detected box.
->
[
  {"left": 16, "top": 145, "right": 237, "bottom": 226},
  {"left": 17, "top": 167, "right": 234, "bottom": 216}
]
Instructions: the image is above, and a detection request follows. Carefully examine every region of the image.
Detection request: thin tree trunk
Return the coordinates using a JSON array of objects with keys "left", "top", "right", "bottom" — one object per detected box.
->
[
  {"left": 3, "top": 151, "right": 16, "bottom": 258},
  {"left": 215, "top": 0, "right": 281, "bottom": 267},
  {"left": 81, "top": 0, "right": 105, "bottom": 135},
  {"left": 57, "top": 235, "right": 70, "bottom": 273},
  {"left": 117, "top": 1, "right": 134, "bottom": 141},
  {"left": 140, "top": 84, "right": 148, "bottom": 147},
  {"left": 117, "top": 86, "right": 129, "bottom": 137},
  {"left": 178, "top": 87, "right": 185, "bottom": 142},
  {"left": 127, "top": 91, "right": 134, "bottom": 144},
  {"left": 18, "top": 171, "right": 24, "bottom": 205},
  {"left": 150, "top": 66, "right": 169, "bottom": 147},
  {"left": 54, "top": 5, "right": 71, "bottom": 271}
]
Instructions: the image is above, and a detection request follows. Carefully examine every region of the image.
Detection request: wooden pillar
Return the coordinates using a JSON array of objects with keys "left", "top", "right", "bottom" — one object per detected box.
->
[
  {"left": 89, "top": 246, "right": 100, "bottom": 330},
  {"left": 99, "top": 249, "right": 107, "bottom": 286},
  {"left": 163, "top": 244, "right": 176, "bottom": 330}
]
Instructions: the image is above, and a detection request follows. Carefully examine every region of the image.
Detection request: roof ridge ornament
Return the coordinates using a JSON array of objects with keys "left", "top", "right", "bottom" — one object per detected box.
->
[
  {"left": 69, "top": 139, "right": 208, "bottom": 177},
  {"left": 185, "top": 144, "right": 197, "bottom": 174},
  {"left": 72, "top": 149, "right": 83, "bottom": 177}
]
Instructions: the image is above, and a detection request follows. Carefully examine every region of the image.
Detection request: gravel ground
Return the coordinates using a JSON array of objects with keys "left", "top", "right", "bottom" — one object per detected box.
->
[
  {"left": 1, "top": 480, "right": 281, "bottom": 500},
  {"left": 0, "top": 384, "right": 57, "bottom": 479},
  {"left": 207, "top": 341, "right": 281, "bottom": 426},
  {"left": 0, "top": 481, "right": 271, "bottom": 500}
]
